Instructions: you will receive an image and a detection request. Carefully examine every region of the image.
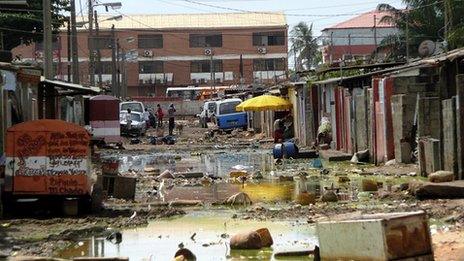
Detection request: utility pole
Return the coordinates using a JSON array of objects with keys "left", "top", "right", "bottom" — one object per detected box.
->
[
  {"left": 88, "top": 0, "right": 95, "bottom": 86},
  {"left": 330, "top": 31, "right": 334, "bottom": 64},
  {"left": 43, "top": 0, "right": 53, "bottom": 79},
  {"left": 405, "top": 7, "right": 410, "bottom": 62},
  {"left": 111, "top": 25, "right": 118, "bottom": 97},
  {"left": 121, "top": 49, "right": 127, "bottom": 99},
  {"left": 209, "top": 54, "right": 214, "bottom": 92},
  {"left": 94, "top": 10, "right": 103, "bottom": 87},
  {"left": 70, "top": 0, "right": 80, "bottom": 83},
  {"left": 67, "top": 18, "right": 71, "bottom": 82},
  {"left": 373, "top": 15, "right": 377, "bottom": 60},
  {"left": 444, "top": 0, "right": 450, "bottom": 48},
  {"left": 116, "top": 39, "right": 121, "bottom": 96},
  {"left": 348, "top": 34, "right": 351, "bottom": 57}
]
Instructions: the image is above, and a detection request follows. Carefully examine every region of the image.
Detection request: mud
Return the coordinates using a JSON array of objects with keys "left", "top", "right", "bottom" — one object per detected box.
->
[{"left": 1, "top": 122, "right": 464, "bottom": 260}]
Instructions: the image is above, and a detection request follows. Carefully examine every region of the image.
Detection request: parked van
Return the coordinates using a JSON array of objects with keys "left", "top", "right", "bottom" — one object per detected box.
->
[
  {"left": 120, "top": 101, "right": 145, "bottom": 113},
  {"left": 215, "top": 98, "right": 247, "bottom": 130}
]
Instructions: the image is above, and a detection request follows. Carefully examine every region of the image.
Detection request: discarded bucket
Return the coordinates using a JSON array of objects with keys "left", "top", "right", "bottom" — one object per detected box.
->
[
  {"left": 273, "top": 144, "right": 284, "bottom": 159},
  {"left": 282, "top": 142, "right": 298, "bottom": 158}
]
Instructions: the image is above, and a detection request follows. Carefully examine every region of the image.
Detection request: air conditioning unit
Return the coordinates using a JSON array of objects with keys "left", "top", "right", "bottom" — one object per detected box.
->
[
  {"left": 258, "top": 47, "right": 267, "bottom": 54},
  {"left": 204, "top": 48, "right": 213, "bottom": 56},
  {"left": 142, "top": 50, "right": 154, "bottom": 57}
]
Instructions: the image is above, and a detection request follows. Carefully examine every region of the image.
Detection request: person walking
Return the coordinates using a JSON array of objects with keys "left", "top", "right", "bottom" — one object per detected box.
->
[
  {"left": 143, "top": 108, "right": 150, "bottom": 129},
  {"left": 125, "top": 108, "right": 132, "bottom": 133},
  {"left": 168, "top": 103, "right": 176, "bottom": 136},
  {"left": 156, "top": 104, "right": 164, "bottom": 128}
]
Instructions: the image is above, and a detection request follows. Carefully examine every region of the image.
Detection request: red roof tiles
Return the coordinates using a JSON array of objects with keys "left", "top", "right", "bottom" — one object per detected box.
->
[{"left": 324, "top": 10, "right": 395, "bottom": 30}]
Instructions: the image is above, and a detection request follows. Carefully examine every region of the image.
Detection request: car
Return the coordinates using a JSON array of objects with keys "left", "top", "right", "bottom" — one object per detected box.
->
[
  {"left": 198, "top": 101, "right": 217, "bottom": 127},
  {"left": 120, "top": 111, "right": 146, "bottom": 136}
]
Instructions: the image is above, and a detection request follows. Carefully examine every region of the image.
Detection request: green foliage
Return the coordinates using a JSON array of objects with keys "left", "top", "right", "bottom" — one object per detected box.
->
[
  {"left": 0, "top": 0, "right": 69, "bottom": 50},
  {"left": 377, "top": 0, "right": 464, "bottom": 59},
  {"left": 290, "top": 22, "right": 319, "bottom": 70}
]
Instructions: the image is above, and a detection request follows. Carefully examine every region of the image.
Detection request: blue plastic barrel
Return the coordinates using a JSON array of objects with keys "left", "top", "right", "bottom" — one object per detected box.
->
[
  {"left": 273, "top": 144, "right": 284, "bottom": 159},
  {"left": 283, "top": 141, "right": 298, "bottom": 158}
]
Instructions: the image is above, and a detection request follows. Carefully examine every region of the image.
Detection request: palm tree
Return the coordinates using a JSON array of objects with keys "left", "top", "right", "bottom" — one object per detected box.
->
[{"left": 290, "top": 22, "right": 319, "bottom": 70}]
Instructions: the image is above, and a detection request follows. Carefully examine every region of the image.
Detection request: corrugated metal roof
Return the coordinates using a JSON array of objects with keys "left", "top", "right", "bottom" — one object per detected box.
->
[
  {"left": 323, "top": 11, "right": 394, "bottom": 30},
  {"left": 91, "top": 12, "right": 287, "bottom": 30}
]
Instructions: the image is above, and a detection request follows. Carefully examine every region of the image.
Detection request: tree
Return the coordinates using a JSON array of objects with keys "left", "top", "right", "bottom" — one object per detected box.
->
[
  {"left": 0, "top": 0, "right": 69, "bottom": 51},
  {"left": 377, "top": 0, "right": 464, "bottom": 59},
  {"left": 290, "top": 22, "right": 319, "bottom": 70}
]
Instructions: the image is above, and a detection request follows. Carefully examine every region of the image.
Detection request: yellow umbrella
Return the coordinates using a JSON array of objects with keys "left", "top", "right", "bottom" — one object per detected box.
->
[{"left": 236, "top": 95, "right": 292, "bottom": 112}]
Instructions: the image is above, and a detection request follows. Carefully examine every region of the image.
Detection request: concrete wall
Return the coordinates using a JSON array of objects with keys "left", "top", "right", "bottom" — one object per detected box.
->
[
  {"left": 391, "top": 94, "right": 417, "bottom": 163},
  {"left": 139, "top": 99, "right": 204, "bottom": 116},
  {"left": 442, "top": 97, "right": 457, "bottom": 174},
  {"left": 417, "top": 96, "right": 441, "bottom": 139},
  {"left": 456, "top": 74, "right": 464, "bottom": 180},
  {"left": 354, "top": 89, "right": 369, "bottom": 151}
]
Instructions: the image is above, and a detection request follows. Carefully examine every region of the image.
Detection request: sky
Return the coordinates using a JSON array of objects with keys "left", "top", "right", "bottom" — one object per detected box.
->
[{"left": 90, "top": 0, "right": 405, "bottom": 35}]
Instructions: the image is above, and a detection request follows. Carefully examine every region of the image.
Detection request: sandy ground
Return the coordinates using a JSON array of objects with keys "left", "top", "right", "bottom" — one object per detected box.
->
[{"left": 1, "top": 121, "right": 463, "bottom": 260}]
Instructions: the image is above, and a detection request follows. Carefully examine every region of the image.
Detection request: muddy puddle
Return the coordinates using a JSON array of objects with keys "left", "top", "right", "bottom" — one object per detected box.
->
[
  {"left": 114, "top": 150, "right": 275, "bottom": 177},
  {"left": 60, "top": 210, "right": 317, "bottom": 260}
]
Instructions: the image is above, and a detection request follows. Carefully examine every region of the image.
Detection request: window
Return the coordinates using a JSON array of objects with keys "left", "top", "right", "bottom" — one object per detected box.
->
[
  {"left": 253, "top": 59, "right": 286, "bottom": 71},
  {"left": 139, "top": 61, "right": 164, "bottom": 73},
  {"left": 95, "top": 61, "right": 113, "bottom": 74},
  {"left": 91, "top": 35, "right": 113, "bottom": 49},
  {"left": 189, "top": 34, "right": 222, "bottom": 48},
  {"left": 219, "top": 101, "right": 241, "bottom": 115},
  {"left": 138, "top": 34, "right": 163, "bottom": 49},
  {"left": 253, "top": 31, "right": 285, "bottom": 46},
  {"left": 191, "top": 60, "right": 223, "bottom": 73}
]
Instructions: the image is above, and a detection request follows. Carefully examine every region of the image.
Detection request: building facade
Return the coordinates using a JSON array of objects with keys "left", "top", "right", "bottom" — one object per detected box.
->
[
  {"left": 13, "top": 12, "right": 288, "bottom": 97},
  {"left": 321, "top": 11, "right": 398, "bottom": 64}
]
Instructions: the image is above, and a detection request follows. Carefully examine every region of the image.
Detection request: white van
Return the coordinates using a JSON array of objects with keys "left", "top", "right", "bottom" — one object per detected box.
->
[{"left": 120, "top": 101, "right": 145, "bottom": 113}]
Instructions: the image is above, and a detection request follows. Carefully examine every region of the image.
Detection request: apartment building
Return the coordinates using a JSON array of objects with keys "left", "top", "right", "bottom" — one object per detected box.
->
[
  {"left": 321, "top": 10, "right": 398, "bottom": 64},
  {"left": 13, "top": 12, "right": 288, "bottom": 97}
]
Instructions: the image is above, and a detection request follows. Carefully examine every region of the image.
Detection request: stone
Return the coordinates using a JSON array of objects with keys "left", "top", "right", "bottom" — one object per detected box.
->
[
  {"left": 295, "top": 192, "right": 316, "bottom": 205},
  {"left": 230, "top": 231, "right": 262, "bottom": 249},
  {"left": 361, "top": 179, "right": 378, "bottom": 192},
  {"left": 428, "top": 171, "right": 455, "bottom": 183},
  {"left": 385, "top": 159, "right": 397, "bottom": 166},
  {"left": 158, "top": 170, "right": 174, "bottom": 179},
  {"left": 224, "top": 192, "right": 252, "bottom": 206},
  {"left": 321, "top": 191, "right": 338, "bottom": 202},
  {"left": 338, "top": 176, "right": 350, "bottom": 183},
  {"left": 255, "top": 228, "right": 273, "bottom": 247},
  {"left": 409, "top": 180, "right": 464, "bottom": 199},
  {"left": 174, "top": 248, "right": 196, "bottom": 261}
]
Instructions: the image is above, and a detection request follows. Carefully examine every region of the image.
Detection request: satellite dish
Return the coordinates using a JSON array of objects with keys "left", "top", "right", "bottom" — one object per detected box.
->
[{"left": 418, "top": 40, "right": 436, "bottom": 58}]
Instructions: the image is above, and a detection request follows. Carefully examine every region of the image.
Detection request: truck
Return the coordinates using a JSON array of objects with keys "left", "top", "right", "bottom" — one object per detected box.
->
[{"left": 2, "top": 119, "right": 93, "bottom": 214}]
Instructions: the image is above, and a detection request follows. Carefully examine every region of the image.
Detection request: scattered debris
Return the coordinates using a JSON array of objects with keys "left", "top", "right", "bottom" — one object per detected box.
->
[{"left": 224, "top": 192, "right": 252, "bottom": 206}]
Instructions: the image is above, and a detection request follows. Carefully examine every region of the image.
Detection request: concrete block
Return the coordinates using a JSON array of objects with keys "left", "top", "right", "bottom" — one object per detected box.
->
[
  {"left": 319, "top": 150, "right": 352, "bottom": 162},
  {"left": 354, "top": 93, "right": 368, "bottom": 151},
  {"left": 391, "top": 94, "right": 416, "bottom": 163},
  {"left": 442, "top": 98, "right": 457, "bottom": 175},
  {"left": 424, "top": 138, "right": 442, "bottom": 175},
  {"left": 417, "top": 97, "right": 441, "bottom": 139},
  {"left": 113, "top": 176, "right": 136, "bottom": 200}
]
